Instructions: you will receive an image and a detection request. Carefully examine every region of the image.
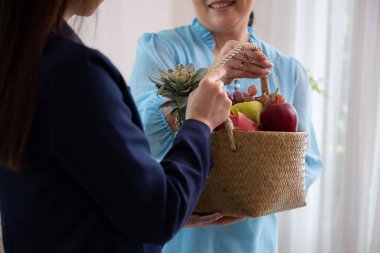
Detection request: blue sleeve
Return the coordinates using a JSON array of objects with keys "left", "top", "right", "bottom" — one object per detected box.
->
[
  {"left": 129, "top": 33, "right": 177, "bottom": 98},
  {"left": 129, "top": 33, "right": 178, "bottom": 161},
  {"left": 48, "top": 50, "right": 212, "bottom": 244},
  {"left": 292, "top": 59, "right": 324, "bottom": 192}
]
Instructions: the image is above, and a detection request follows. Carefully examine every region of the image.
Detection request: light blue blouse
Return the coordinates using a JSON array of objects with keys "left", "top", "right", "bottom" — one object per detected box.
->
[{"left": 129, "top": 18, "right": 323, "bottom": 253}]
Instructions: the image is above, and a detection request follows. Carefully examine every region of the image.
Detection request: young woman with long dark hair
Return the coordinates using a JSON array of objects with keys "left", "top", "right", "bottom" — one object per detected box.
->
[{"left": 0, "top": 0, "right": 255, "bottom": 252}]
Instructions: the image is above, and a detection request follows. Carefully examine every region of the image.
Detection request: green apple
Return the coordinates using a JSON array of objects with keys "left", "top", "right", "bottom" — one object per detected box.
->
[{"left": 232, "top": 101, "right": 263, "bottom": 124}]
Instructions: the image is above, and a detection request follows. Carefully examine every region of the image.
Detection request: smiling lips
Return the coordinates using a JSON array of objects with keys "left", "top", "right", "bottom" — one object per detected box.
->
[{"left": 209, "top": 1, "right": 236, "bottom": 9}]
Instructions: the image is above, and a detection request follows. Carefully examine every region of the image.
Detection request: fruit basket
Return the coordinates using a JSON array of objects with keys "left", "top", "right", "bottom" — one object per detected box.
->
[
  {"left": 195, "top": 129, "right": 307, "bottom": 217},
  {"left": 151, "top": 42, "right": 308, "bottom": 217}
]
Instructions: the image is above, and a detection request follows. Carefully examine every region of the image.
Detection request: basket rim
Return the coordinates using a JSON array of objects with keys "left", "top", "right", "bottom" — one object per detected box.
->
[{"left": 212, "top": 130, "right": 308, "bottom": 136}]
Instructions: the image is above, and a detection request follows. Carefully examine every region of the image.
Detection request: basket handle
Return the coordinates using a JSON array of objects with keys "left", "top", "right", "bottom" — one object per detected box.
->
[{"left": 212, "top": 42, "right": 270, "bottom": 151}]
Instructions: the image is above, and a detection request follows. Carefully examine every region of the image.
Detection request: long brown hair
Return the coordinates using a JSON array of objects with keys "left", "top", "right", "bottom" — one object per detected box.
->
[
  {"left": 248, "top": 11, "right": 254, "bottom": 26},
  {"left": 0, "top": 0, "right": 69, "bottom": 170}
]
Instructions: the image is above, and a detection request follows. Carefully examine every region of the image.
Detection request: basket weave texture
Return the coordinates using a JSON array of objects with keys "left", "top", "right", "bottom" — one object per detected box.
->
[
  {"left": 191, "top": 42, "right": 309, "bottom": 217},
  {"left": 195, "top": 131, "right": 308, "bottom": 217}
]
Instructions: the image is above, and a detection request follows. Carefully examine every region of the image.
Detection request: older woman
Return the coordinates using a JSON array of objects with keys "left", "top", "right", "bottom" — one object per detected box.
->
[{"left": 129, "top": 0, "right": 323, "bottom": 252}]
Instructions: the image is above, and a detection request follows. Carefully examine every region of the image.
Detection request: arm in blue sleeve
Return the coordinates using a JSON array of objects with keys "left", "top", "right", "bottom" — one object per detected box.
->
[
  {"left": 129, "top": 33, "right": 177, "bottom": 98},
  {"left": 292, "top": 59, "right": 324, "bottom": 192},
  {"left": 129, "top": 33, "right": 179, "bottom": 160},
  {"left": 134, "top": 90, "right": 175, "bottom": 161},
  {"left": 48, "top": 50, "right": 212, "bottom": 244}
]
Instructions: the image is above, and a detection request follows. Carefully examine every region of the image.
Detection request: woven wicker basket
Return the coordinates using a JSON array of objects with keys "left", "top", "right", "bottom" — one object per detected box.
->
[
  {"left": 194, "top": 42, "right": 308, "bottom": 217},
  {"left": 195, "top": 131, "right": 307, "bottom": 217}
]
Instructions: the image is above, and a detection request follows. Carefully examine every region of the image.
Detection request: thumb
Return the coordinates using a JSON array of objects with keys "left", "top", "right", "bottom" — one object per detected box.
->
[{"left": 207, "top": 67, "right": 226, "bottom": 82}]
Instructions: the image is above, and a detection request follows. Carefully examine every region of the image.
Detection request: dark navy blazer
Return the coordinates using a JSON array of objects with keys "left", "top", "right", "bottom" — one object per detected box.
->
[{"left": 0, "top": 28, "right": 212, "bottom": 253}]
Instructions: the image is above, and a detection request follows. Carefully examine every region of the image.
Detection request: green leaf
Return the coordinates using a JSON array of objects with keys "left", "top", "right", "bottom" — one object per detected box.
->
[
  {"left": 159, "top": 100, "right": 177, "bottom": 109},
  {"left": 192, "top": 68, "right": 208, "bottom": 82},
  {"left": 151, "top": 64, "right": 209, "bottom": 111},
  {"left": 187, "top": 64, "right": 195, "bottom": 73},
  {"left": 169, "top": 107, "right": 178, "bottom": 115},
  {"left": 176, "top": 96, "right": 188, "bottom": 109},
  {"left": 149, "top": 76, "right": 164, "bottom": 86},
  {"left": 306, "top": 70, "right": 328, "bottom": 97}
]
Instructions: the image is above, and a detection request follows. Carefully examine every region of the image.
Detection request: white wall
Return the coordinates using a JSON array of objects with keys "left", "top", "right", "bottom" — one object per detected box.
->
[{"left": 77, "top": 0, "right": 195, "bottom": 81}]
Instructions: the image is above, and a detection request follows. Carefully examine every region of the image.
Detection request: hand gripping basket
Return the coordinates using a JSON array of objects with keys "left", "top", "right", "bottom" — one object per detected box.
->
[{"left": 194, "top": 42, "right": 308, "bottom": 218}]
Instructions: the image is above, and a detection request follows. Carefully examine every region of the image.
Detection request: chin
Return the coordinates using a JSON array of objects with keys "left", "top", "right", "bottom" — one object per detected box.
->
[
  {"left": 210, "top": 18, "right": 241, "bottom": 32},
  {"left": 80, "top": 11, "right": 97, "bottom": 17},
  {"left": 76, "top": 0, "right": 103, "bottom": 17}
]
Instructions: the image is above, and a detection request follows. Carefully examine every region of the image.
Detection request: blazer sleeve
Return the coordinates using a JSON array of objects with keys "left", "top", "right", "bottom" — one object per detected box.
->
[
  {"left": 47, "top": 49, "right": 212, "bottom": 244},
  {"left": 292, "top": 58, "right": 324, "bottom": 192}
]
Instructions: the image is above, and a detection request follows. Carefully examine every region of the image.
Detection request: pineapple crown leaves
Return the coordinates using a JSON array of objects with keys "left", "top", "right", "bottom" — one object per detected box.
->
[
  {"left": 150, "top": 63, "right": 208, "bottom": 128},
  {"left": 149, "top": 64, "right": 208, "bottom": 99}
]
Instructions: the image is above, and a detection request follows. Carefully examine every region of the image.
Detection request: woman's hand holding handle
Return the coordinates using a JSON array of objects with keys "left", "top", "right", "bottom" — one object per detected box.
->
[{"left": 212, "top": 40, "right": 274, "bottom": 84}]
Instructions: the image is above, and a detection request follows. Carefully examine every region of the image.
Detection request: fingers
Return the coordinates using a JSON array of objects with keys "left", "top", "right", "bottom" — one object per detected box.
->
[
  {"left": 186, "top": 67, "right": 231, "bottom": 130},
  {"left": 232, "top": 51, "right": 274, "bottom": 68},
  {"left": 231, "top": 49, "right": 274, "bottom": 70},
  {"left": 184, "top": 213, "right": 245, "bottom": 228},
  {"left": 207, "top": 67, "right": 226, "bottom": 82},
  {"left": 232, "top": 51, "right": 274, "bottom": 69},
  {"left": 200, "top": 68, "right": 225, "bottom": 88},
  {"left": 221, "top": 69, "right": 268, "bottom": 84},
  {"left": 196, "top": 213, "right": 224, "bottom": 224},
  {"left": 207, "top": 216, "right": 246, "bottom": 226},
  {"left": 228, "top": 58, "right": 271, "bottom": 76},
  {"left": 184, "top": 213, "right": 223, "bottom": 227},
  {"left": 233, "top": 56, "right": 274, "bottom": 70},
  {"left": 219, "top": 41, "right": 274, "bottom": 68},
  {"left": 214, "top": 41, "right": 274, "bottom": 84},
  {"left": 220, "top": 52, "right": 273, "bottom": 83}
]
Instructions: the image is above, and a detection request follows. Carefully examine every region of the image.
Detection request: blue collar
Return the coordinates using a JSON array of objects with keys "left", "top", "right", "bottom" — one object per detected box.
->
[{"left": 191, "top": 18, "right": 258, "bottom": 51}]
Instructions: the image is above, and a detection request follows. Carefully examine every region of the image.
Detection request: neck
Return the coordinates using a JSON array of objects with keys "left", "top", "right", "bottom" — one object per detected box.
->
[
  {"left": 63, "top": 11, "right": 74, "bottom": 22},
  {"left": 212, "top": 27, "right": 250, "bottom": 56}
]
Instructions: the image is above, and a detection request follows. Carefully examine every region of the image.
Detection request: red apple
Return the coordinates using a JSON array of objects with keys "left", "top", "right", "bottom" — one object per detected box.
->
[{"left": 260, "top": 103, "right": 298, "bottom": 132}]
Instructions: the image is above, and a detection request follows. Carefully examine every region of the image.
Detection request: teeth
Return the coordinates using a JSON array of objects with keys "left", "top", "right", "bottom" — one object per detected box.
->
[{"left": 210, "top": 2, "right": 234, "bottom": 9}]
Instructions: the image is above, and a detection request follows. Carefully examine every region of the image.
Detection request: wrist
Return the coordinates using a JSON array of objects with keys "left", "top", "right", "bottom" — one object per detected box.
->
[
  {"left": 182, "top": 119, "right": 213, "bottom": 134},
  {"left": 185, "top": 116, "right": 213, "bottom": 133}
]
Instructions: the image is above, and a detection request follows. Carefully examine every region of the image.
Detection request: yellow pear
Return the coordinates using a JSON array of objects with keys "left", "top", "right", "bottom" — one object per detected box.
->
[{"left": 232, "top": 101, "right": 263, "bottom": 124}]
